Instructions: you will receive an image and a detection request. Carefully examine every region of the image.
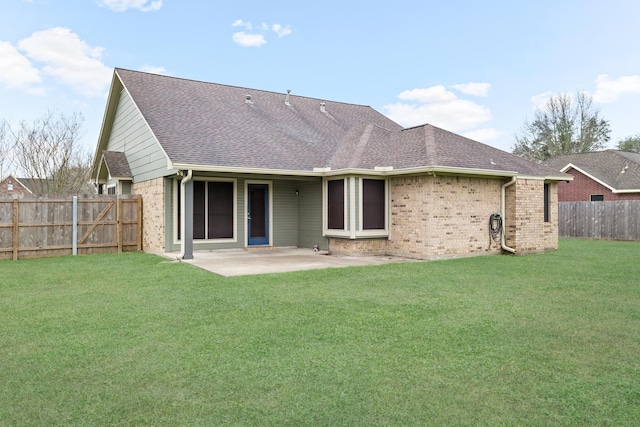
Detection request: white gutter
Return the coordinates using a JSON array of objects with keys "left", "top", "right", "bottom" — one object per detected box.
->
[
  {"left": 177, "top": 169, "right": 193, "bottom": 260},
  {"left": 169, "top": 162, "right": 522, "bottom": 179},
  {"left": 501, "top": 176, "right": 517, "bottom": 254}
]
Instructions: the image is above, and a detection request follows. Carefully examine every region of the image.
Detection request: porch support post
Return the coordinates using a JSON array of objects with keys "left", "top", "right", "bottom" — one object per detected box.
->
[{"left": 183, "top": 178, "right": 194, "bottom": 260}]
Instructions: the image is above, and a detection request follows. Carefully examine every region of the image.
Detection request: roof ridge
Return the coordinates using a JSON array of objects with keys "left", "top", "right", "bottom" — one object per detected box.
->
[
  {"left": 347, "top": 124, "right": 374, "bottom": 168},
  {"left": 424, "top": 124, "right": 437, "bottom": 162},
  {"left": 115, "top": 67, "right": 376, "bottom": 109}
]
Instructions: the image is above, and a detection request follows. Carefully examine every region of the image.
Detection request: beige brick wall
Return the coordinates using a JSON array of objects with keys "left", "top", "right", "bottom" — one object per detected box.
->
[
  {"left": 545, "top": 183, "right": 559, "bottom": 251},
  {"left": 505, "top": 179, "right": 558, "bottom": 253},
  {"left": 132, "top": 177, "right": 165, "bottom": 252},
  {"left": 328, "top": 237, "right": 388, "bottom": 256},
  {"left": 387, "top": 175, "right": 503, "bottom": 259}
]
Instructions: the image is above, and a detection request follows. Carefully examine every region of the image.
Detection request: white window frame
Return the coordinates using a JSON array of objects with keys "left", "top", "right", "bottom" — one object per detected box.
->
[
  {"left": 323, "top": 177, "right": 350, "bottom": 238},
  {"left": 173, "top": 177, "right": 238, "bottom": 244}
]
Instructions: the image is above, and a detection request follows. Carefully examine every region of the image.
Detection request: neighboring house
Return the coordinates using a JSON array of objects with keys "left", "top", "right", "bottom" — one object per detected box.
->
[
  {"left": 0, "top": 174, "right": 96, "bottom": 196},
  {"left": 90, "top": 68, "right": 570, "bottom": 259},
  {"left": 545, "top": 150, "right": 640, "bottom": 201},
  {"left": 0, "top": 175, "right": 33, "bottom": 195}
]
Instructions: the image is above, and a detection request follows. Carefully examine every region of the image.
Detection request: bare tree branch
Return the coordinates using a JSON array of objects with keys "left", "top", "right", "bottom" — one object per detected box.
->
[
  {"left": 0, "top": 119, "right": 16, "bottom": 179},
  {"left": 10, "top": 109, "right": 93, "bottom": 195}
]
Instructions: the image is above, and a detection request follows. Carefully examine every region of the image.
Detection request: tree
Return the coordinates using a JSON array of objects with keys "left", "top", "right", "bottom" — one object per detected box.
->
[
  {"left": 0, "top": 119, "right": 15, "bottom": 179},
  {"left": 9, "top": 110, "right": 93, "bottom": 195},
  {"left": 616, "top": 134, "right": 640, "bottom": 153},
  {"left": 512, "top": 92, "right": 611, "bottom": 162}
]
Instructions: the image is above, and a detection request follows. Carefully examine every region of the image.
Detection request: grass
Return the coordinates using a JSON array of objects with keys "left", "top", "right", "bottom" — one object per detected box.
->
[{"left": 1, "top": 239, "right": 639, "bottom": 426}]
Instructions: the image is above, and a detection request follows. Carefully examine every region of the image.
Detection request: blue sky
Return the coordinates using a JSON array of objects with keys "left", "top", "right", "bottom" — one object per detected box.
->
[{"left": 2, "top": 0, "right": 640, "bottom": 158}]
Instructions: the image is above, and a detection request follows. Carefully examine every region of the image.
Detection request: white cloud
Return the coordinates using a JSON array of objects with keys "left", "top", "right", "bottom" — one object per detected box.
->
[
  {"left": 232, "top": 19, "right": 252, "bottom": 30},
  {"left": 17, "top": 27, "right": 112, "bottom": 97},
  {"left": 398, "top": 85, "right": 458, "bottom": 103},
  {"left": 231, "top": 20, "right": 292, "bottom": 47},
  {"left": 530, "top": 91, "right": 554, "bottom": 109},
  {"left": 592, "top": 74, "right": 640, "bottom": 103},
  {"left": 451, "top": 82, "right": 491, "bottom": 97},
  {"left": 272, "top": 24, "right": 292, "bottom": 37},
  {"left": 140, "top": 65, "right": 169, "bottom": 75},
  {"left": 232, "top": 32, "right": 267, "bottom": 48},
  {"left": 98, "top": 0, "right": 162, "bottom": 12},
  {"left": 0, "top": 41, "right": 41, "bottom": 88},
  {"left": 385, "top": 84, "right": 492, "bottom": 132}
]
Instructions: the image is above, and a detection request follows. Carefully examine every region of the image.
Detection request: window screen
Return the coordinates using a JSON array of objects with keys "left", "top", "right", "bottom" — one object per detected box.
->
[
  {"left": 362, "top": 179, "right": 385, "bottom": 230},
  {"left": 327, "top": 179, "right": 345, "bottom": 230}
]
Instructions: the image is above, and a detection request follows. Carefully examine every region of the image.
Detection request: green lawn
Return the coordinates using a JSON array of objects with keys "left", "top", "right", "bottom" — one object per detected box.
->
[{"left": 1, "top": 239, "right": 639, "bottom": 426}]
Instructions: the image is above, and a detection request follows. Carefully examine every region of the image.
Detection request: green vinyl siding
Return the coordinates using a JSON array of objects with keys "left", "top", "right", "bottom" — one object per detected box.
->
[
  {"left": 105, "top": 90, "right": 173, "bottom": 183},
  {"left": 165, "top": 174, "right": 324, "bottom": 252},
  {"left": 272, "top": 180, "right": 298, "bottom": 247},
  {"left": 298, "top": 179, "right": 327, "bottom": 250}
]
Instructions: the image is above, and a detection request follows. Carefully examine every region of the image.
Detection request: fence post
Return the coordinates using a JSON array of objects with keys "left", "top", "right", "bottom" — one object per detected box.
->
[
  {"left": 137, "top": 196, "right": 142, "bottom": 251},
  {"left": 12, "top": 199, "right": 18, "bottom": 260},
  {"left": 117, "top": 197, "right": 122, "bottom": 253},
  {"left": 72, "top": 196, "right": 78, "bottom": 256}
]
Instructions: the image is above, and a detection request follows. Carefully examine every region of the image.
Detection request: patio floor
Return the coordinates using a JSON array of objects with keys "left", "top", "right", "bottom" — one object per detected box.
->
[{"left": 162, "top": 248, "right": 413, "bottom": 277}]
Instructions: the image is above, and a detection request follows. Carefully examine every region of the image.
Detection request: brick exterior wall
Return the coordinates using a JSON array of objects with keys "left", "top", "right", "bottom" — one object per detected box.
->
[
  {"left": 328, "top": 237, "right": 388, "bottom": 256},
  {"left": 132, "top": 177, "right": 165, "bottom": 251},
  {"left": 504, "top": 179, "right": 558, "bottom": 253},
  {"left": 387, "top": 175, "right": 504, "bottom": 258},
  {"left": 558, "top": 168, "right": 640, "bottom": 201},
  {"left": 0, "top": 177, "right": 31, "bottom": 195},
  {"left": 329, "top": 175, "right": 559, "bottom": 259}
]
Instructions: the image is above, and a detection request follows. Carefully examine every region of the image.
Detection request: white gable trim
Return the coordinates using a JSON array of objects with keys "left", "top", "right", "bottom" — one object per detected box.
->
[{"left": 562, "top": 163, "right": 640, "bottom": 193}]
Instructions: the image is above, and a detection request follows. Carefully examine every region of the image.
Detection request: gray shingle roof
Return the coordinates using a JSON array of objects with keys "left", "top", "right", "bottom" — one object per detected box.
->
[
  {"left": 115, "top": 68, "right": 566, "bottom": 178},
  {"left": 545, "top": 150, "right": 640, "bottom": 191},
  {"left": 102, "top": 151, "right": 132, "bottom": 178}
]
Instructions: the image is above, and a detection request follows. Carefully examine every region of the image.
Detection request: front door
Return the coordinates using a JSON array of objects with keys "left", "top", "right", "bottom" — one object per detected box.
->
[{"left": 248, "top": 184, "right": 269, "bottom": 246}]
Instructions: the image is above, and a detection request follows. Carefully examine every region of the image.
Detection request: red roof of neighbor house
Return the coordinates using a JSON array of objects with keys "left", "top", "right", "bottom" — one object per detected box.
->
[
  {"left": 112, "top": 68, "right": 567, "bottom": 178},
  {"left": 545, "top": 150, "right": 640, "bottom": 191}
]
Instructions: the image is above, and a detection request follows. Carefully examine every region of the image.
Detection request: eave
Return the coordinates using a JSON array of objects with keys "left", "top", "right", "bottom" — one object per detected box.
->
[{"left": 169, "top": 162, "right": 571, "bottom": 181}]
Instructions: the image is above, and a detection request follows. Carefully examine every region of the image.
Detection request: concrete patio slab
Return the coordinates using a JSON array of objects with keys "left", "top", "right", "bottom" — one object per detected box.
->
[{"left": 163, "top": 248, "right": 413, "bottom": 277}]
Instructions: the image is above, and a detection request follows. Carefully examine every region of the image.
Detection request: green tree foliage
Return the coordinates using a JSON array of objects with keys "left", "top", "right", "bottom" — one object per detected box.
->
[
  {"left": 512, "top": 92, "right": 611, "bottom": 162},
  {"left": 616, "top": 134, "right": 640, "bottom": 153}
]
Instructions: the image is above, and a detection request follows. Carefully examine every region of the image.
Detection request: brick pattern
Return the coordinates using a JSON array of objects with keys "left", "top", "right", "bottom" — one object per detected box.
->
[
  {"left": 387, "top": 175, "right": 504, "bottom": 258},
  {"left": 558, "top": 168, "right": 640, "bottom": 201},
  {"left": 328, "top": 237, "right": 387, "bottom": 256},
  {"left": 132, "top": 177, "right": 165, "bottom": 251},
  {"left": 330, "top": 176, "right": 559, "bottom": 259},
  {"left": 505, "top": 179, "right": 558, "bottom": 253}
]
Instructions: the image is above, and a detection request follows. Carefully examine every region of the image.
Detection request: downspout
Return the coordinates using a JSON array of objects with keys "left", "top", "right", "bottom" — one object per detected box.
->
[
  {"left": 501, "top": 176, "right": 517, "bottom": 254},
  {"left": 178, "top": 169, "right": 193, "bottom": 260}
]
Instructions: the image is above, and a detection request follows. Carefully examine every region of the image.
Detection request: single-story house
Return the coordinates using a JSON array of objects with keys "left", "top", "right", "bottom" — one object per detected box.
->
[
  {"left": 545, "top": 150, "right": 640, "bottom": 201},
  {"left": 90, "top": 68, "right": 570, "bottom": 259}
]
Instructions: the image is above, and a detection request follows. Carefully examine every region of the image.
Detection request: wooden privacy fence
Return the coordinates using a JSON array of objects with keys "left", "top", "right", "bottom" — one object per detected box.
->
[
  {"left": 0, "top": 195, "right": 142, "bottom": 260},
  {"left": 559, "top": 201, "right": 640, "bottom": 241}
]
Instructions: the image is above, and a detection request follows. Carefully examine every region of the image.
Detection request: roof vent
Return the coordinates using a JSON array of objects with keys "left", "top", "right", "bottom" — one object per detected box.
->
[
  {"left": 284, "top": 89, "right": 291, "bottom": 106},
  {"left": 245, "top": 94, "right": 253, "bottom": 104},
  {"left": 320, "top": 102, "right": 326, "bottom": 113}
]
